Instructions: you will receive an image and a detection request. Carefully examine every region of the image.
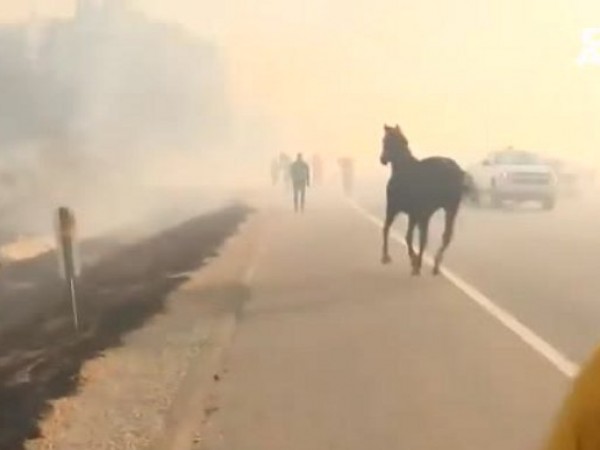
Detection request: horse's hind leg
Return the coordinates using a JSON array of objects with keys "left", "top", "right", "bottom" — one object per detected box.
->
[
  {"left": 382, "top": 209, "right": 397, "bottom": 264},
  {"left": 433, "top": 202, "right": 460, "bottom": 275},
  {"left": 414, "top": 215, "right": 430, "bottom": 276},
  {"left": 406, "top": 214, "right": 417, "bottom": 270}
]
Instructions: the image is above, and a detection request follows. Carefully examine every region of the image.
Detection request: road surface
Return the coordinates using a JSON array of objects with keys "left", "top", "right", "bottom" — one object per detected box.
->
[
  {"left": 361, "top": 193, "right": 600, "bottom": 364},
  {"left": 191, "top": 193, "right": 575, "bottom": 450}
]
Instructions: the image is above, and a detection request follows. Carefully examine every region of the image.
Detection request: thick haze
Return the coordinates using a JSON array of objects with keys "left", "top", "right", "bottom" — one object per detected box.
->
[
  {"left": 0, "top": 1, "right": 239, "bottom": 237},
  {"left": 1, "top": 0, "right": 600, "bottom": 231},
  {"left": 3, "top": 1, "right": 600, "bottom": 167},
  {"left": 144, "top": 0, "right": 600, "bottom": 168}
]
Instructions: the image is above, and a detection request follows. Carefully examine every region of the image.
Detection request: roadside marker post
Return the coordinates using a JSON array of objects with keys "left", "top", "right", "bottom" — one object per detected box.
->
[{"left": 55, "top": 207, "right": 81, "bottom": 332}]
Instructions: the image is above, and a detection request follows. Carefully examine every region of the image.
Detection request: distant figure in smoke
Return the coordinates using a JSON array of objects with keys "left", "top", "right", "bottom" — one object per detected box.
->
[
  {"left": 312, "top": 154, "right": 323, "bottom": 186},
  {"left": 279, "top": 153, "right": 292, "bottom": 190},
  {"left": 289, "top": 153, "right": 311, "bottom": 212},
  {"left": 338, "top": 157, "right": 355, "bottom": 196},
  {"left": 271, "top": 157, "right": 280, "bottom": 185}
]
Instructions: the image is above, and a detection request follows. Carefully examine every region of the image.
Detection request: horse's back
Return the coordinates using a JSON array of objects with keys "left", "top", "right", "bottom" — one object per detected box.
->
[
  {"left": 417, "top": 155, "right": 463, "bottom": 187},
  {"left": 419, "top": 156, "right": 463, "bottom": 177},
  {"left": 387, "top": 157, "right": 464, "bottom": 214}
]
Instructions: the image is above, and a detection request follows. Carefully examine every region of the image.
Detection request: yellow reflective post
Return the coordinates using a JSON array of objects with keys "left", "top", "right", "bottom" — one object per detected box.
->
[{"left": 55, "top": 207, "right": 80, "bottom": 332}]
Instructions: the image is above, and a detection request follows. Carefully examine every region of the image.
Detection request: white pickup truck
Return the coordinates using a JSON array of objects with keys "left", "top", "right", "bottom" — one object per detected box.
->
[{"left": 467, "top": 148, "right": 557, "bottom": 210}]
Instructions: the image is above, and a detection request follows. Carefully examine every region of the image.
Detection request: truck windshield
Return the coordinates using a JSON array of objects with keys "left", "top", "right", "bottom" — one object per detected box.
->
[{"left": 496, "top": 151, "right": 540, "bottom": 165}]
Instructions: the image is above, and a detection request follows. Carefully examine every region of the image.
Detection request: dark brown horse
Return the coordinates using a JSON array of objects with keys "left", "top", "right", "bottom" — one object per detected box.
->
[{"left": 380, "top": 125, "right": 465, "bottom": 275}]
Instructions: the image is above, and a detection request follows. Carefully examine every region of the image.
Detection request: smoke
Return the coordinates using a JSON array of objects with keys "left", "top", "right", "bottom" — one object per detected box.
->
[{"left": 0, "top": 3, "right": 266, "bottom": 239}]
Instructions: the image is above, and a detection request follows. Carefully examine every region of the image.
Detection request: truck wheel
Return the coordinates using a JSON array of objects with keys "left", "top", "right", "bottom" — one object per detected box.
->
[
  {"left": 467, "top": 188, "right": 481, "bottom": 208},
  {"left": 488, "top": 179, "right": 503, "bottom": 209},
  {"left": 491, "top": 194, "right": 503, "bottom": 209},
  {"left": 542, "top": 197, "right": 556, "bottom": 210}
]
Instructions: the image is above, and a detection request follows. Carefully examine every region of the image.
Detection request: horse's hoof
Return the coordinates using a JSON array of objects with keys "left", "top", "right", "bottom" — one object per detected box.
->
[
  {"left": 381, "top": 255, "right": 392, "bottom": 264},
  {"left": 432, "top": 267, "right": 441, "bottom": 276},
  {"left": 411, "top": 267, "right": 421, "bottom": 276}
]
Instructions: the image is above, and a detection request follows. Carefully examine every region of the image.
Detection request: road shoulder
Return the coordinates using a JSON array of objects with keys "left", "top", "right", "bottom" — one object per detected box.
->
[{"left": 24, "top": 210, "right": 267, "bottom": 450}]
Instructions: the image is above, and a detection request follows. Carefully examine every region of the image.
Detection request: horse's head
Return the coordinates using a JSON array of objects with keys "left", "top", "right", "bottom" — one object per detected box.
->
[{"left": 381, "top": 124, "right": 410, "bottom": 166}]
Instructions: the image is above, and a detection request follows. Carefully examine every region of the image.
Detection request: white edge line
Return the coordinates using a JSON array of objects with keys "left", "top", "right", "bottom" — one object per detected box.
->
[
  {"left": 243, "top": 254, "right": 260, "bottom": 284},
  {"left": 243, "top": 228, "right": 266, "bottom": 285},
  {"left": 348, "top": 200, "right": 579, "bottom": 379}
]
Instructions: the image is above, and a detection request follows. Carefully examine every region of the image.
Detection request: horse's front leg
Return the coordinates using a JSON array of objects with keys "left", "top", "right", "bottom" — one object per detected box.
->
[{"left": 382, "top": 209, "right": 397, "bottom": 264}]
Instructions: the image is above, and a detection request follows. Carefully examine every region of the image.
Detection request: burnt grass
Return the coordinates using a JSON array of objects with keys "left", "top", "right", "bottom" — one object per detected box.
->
[{"left": 0, "top": 204, "right": 251, "bottom": 450}]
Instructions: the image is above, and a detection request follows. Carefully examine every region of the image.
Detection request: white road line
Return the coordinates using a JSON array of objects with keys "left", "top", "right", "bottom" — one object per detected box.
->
[
  {"left": 243, "top": 251, "right": 260, "bottom": 284},
  {"left": 243, "top": 227, "right": 267, "bottom": 285},
  {"left": 348, "top": 200, "right": 580, "bottom": 379}
]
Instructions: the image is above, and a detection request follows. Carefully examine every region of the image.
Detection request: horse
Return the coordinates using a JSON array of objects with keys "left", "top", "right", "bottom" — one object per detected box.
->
[{"left": 380, "top": 124, "right": 466, "bottom": 275}]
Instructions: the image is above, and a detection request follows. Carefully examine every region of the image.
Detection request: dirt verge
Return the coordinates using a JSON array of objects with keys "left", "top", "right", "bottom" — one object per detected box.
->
[{"left": 0, "top": 204, "right": 251, "bottom": 450}]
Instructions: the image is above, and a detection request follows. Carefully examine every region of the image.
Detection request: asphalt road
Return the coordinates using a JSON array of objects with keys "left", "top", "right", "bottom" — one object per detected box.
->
[
  {"left": 195, "top": 192, "right": 573, "bottom": 450},
  {"left": 363, "top": 192, "right": 600, "bottom": 365},
  {"left": 7, "top": 186, "right": 594, "bottom": 449}
]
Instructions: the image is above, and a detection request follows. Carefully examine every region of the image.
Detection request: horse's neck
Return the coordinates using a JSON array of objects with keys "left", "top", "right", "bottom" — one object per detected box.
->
[{"left": 390, "top": 152, "right": 418, "bottom": 176}]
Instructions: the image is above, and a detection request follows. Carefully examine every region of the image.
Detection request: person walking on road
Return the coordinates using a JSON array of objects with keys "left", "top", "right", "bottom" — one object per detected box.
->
[
  {"left": 290, "top": 153, "right": 310, "bottom": 212},
  {"left": 279, "top": 153, "right": 292, "bottom": 191},
  {"left": 312, "top": 154, "right": 323, "bottom": 186},
  {"left": 270, "top": 157, "right": 279, "bottom": 186},
  {"left": 338, "top": 157, "right": 355, "bottom": 196}
]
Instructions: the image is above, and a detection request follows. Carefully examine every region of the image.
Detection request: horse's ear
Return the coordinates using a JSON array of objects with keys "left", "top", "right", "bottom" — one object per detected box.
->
[
  {"left": 384, "top": 124, "right": 391, "bottom": 132},
  {"left": 395, "top": 124, "right": 401, "bottom": 132}
]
